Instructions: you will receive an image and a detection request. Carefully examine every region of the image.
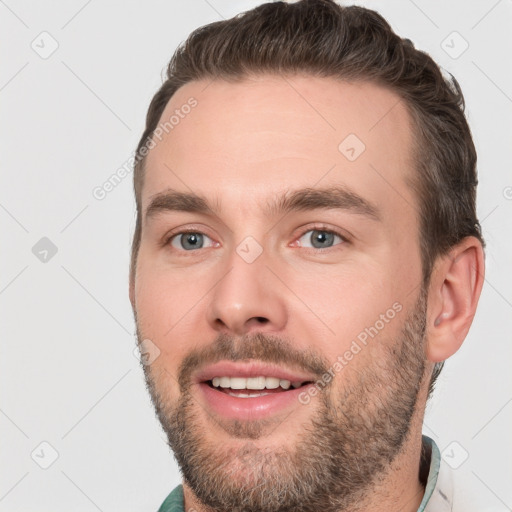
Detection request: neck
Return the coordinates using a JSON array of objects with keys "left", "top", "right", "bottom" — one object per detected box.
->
[{"left": 352, "top": 422, "right": 427, "bottom": 512}]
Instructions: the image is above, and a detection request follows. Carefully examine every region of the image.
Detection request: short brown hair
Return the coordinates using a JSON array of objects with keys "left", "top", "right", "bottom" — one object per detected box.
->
[{"left": 130, "top": 0, "right": 484, "bottom": 398}]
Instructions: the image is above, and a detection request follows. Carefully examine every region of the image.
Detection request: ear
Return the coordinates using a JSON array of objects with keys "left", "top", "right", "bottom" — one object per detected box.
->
[{"left": 426, "top": 236, "right": 485, "bottom": 362}]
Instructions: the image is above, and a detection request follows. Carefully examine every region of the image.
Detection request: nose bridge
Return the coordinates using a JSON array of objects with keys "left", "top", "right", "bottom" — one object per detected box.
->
[{"left": 206, "top": 238, "right": 287, "bottom": 335}]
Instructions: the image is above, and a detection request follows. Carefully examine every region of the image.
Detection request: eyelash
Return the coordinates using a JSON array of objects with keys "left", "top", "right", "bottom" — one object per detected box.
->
[{"left": 163, "top": 224, "right": 349, "bottom": 253}]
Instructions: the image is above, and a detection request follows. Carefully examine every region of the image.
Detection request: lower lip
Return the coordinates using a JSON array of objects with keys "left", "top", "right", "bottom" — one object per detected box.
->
[{"left": 197, "top": 382, "right": 314, "bottom": 421}]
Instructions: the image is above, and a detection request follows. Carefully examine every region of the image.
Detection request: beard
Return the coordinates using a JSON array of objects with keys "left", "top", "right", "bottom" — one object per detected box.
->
[{"left": 136, "top": 290, "right": 427, "bottom": 512}]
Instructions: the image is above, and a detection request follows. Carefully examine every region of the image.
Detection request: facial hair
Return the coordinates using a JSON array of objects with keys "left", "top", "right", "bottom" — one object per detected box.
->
[{"left": 136, "top": 290, "right": 427, "bottom": 512}]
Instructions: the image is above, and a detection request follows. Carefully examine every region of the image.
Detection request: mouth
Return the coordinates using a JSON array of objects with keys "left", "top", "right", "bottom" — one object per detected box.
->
[
  {"left": 203, "top": 376, "right": 313, "bottom": 398},
  {"left": 193, "top": 361, "right": 317, "bottom": 421}
]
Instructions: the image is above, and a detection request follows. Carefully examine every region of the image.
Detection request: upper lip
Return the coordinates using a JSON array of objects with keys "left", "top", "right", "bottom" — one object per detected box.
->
[{"left": 194, "top": 360, "right": 317, "bottom": 384}]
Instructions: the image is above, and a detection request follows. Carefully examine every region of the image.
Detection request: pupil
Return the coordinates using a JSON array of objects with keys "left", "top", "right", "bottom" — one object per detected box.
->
[
  {"left": 182, "top": 233, "right": 203, "bottom": 250},
  {"left": 312, "top": 230, "right": 333, "bottom": 248}
]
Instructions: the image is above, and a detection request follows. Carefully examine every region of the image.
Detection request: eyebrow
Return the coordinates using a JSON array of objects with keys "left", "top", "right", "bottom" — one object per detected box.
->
[{"left": 144, "top": 186, "right": 380, "bottom": 223}]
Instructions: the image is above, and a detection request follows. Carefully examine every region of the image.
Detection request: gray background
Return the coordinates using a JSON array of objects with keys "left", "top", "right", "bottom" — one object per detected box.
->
[{"left": 1, "top": 0, "right": 511, "bottom": 510}]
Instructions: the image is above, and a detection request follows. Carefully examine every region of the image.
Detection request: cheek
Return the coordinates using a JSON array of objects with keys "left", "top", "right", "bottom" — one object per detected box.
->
[
  {"left": 134, "top": 261, "right": 205, "bottom": 365},
  {"left": 292, "top": 259, "right": 392, "bottom": 316},
  {"left": 136, "top": 246, "right": 199, "bottom": 320},
  {"left": 287, "top": 262, "right": 406, "bottom": 362}
]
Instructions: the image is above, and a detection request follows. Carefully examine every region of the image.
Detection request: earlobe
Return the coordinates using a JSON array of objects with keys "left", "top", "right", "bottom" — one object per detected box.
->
[{"left": 426, "top": 237, "right": 485, "bottom": 362}]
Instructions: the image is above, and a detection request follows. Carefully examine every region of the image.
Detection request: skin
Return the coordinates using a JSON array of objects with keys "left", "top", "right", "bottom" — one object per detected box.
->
[{"left": 129, "top": 75, "right": 484, "bottom": 511}]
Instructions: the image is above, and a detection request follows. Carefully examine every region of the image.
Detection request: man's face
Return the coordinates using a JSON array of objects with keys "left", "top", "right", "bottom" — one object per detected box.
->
[{"left": 131, "top": 75, "right": 430, "bottom": 511}]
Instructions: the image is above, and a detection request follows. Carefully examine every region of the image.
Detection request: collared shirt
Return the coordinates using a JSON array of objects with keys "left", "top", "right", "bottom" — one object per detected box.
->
[{"left": 157, "top": 435, "right": 454, "bottom": 512}]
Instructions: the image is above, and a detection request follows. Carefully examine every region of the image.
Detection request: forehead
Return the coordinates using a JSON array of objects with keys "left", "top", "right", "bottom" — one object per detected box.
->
[{"left": 142, "top": 75, "right": 418, "bottom": 224}]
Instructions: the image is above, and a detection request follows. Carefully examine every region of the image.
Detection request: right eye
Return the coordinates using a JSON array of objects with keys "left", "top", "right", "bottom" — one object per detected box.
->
[{"left": 168, "top": 231, "right": 216, "bottom": 251}]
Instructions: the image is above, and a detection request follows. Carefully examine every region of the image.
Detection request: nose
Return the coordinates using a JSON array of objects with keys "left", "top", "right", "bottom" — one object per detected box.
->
[{"left": 206, "top": 248, "right": 287, "bottom": 336}]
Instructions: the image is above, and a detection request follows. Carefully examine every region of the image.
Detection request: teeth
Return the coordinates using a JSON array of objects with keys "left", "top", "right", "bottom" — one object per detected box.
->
[
  {"left": 230, "top": 377, "right": 247, "bottom": 389},
  {"left": 266, "top": 377, "right": 280, "bottom": 389},
  {"left": 247, "top": 376, "right": 266, "bottom": 389},
  {"left": 227, "top": 391, "right": 271, "bottom": 398},
  {"left": 211, "top": 376, "right": 302, "bottom": 390},
  {"left": 280, "top": 380, "right": 291, "bottom": 390}
]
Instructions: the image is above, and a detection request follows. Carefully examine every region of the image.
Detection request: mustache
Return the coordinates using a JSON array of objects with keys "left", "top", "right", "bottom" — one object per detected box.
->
[{"left": 177, "top": 332, "right": 330, "bottom": 391}]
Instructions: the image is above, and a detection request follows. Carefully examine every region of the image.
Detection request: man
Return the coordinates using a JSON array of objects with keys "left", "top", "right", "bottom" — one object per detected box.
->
[{"left": 129, "top": 1, "right": 485, "bottom": 511}]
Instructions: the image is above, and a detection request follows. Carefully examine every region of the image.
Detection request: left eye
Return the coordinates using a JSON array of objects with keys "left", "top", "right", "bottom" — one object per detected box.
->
[
  {"left": 297, "top": 229, "right": 344, "bottom": 249},
  {"left": 169, "top": 232, "right": 216, "bottom": 251}
]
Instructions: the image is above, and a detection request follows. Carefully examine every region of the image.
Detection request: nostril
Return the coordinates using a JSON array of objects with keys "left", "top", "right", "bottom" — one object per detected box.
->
[{"left": 254, "top": 317, "right": 268, "bottom": 324}]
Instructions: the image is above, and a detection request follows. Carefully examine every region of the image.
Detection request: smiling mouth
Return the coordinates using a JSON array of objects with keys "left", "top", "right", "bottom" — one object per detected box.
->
[{"left": 204, "top": 376, "right": 314, "bottom": 398}]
